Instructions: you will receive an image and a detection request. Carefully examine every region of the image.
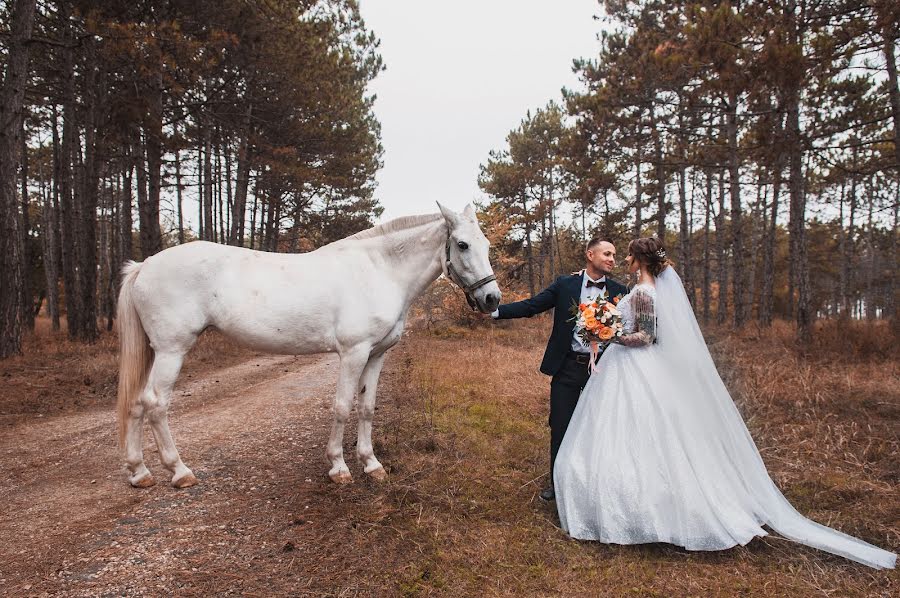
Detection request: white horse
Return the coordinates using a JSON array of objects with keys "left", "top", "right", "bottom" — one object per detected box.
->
[{"left": 117, "top": 203, "right": 500, "bottom": 488}]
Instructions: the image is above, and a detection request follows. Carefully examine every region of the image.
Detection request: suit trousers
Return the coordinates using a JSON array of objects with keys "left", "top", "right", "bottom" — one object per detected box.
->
[{"left": 549, "top": 352, "right": 592, "bottom": 483}]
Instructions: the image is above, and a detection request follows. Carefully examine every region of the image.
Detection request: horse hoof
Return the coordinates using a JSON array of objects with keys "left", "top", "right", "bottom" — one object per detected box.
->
[
  {"left": 131, "top": 474, "right": 156, "bottom": 488},
  {"left": 367, "top": 467, "right": 388, "bottom": 482},
  {"left": 329, "top": 471, "right": 353, "bottom": 484},
  {"left": 172, "top": 472, "right": 198, "bottom": 489}
]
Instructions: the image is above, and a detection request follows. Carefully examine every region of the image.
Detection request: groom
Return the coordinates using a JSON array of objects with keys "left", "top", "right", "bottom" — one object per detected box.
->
[{"left": 491, "top": 238, "right": 627, "bottom": 501}]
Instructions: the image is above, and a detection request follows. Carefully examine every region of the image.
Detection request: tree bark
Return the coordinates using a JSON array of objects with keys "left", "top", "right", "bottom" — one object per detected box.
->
[
  {"left": 651, "top": 108, "right": 666, "bottom": 240},
  {"left": 249, "top": 184, "right": 258, "bottom": 249},
  {"left": 702, "top": 169, "right": 712, "bottom": 323},
  {"left": 135, "top": 134, "right": 152, "bottom": 257},
  {"left": 0, "top": 0, "right": 36, "bottom": 357},
  {"left": 175, "top": 143, "right": 184, "bottom": 244},
  {"left": 141, "top": 69, "right": 163, "bottom": 257},
  {"left": 72, "top": 44, "right": 100, "bottom": 342},
  {"left": 521, "top": 194, "right": 535, "bottom": 295},
  {"left": 120, "top": 142, "right": 134, "bottom": 265},
  {"left": 726, "top": 92, "right": 746, "bottom": 328},
  {"left": 677, "top": 166, "right": 693, "bottom": 305},
  {"left": 882, "top": 21, "right": 900, "bottom": 171},
  {"left": 716, "top": 170, "right": 728, "bottom": 325},
  {"left": 41, "top": 134, "right": 60, "bottom": 330},
  {"left": 760, "top": 111, "right": 784, "bottom": 325},
  {"left": 203, "top": 125, "right": 213, "bottom": 241},
  {"left": 229, "top": 106, "right": 252, "bottom": 246},
  {"left": 787, "top": 88, "right": 811, "bottom": 342},
  {"left": 634, "top": 149, "right": 642, "bottom": 237},
  {"left": 20, "top": 116, "right": 34, "bottom": 331}
]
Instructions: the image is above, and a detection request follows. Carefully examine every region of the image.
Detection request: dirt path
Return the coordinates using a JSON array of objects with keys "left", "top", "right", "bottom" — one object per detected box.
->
[{"left": 0, "top": 351, "right": 385, "bottom": 596}]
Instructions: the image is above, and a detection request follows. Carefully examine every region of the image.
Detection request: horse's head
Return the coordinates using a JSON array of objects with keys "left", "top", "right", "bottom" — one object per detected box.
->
[{"left": 437, "top": 202, "right": 502, "bottom": 313}]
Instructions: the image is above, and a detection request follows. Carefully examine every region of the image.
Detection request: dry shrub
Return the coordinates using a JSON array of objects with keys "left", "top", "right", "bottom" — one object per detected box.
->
[{"left": 0, "top": 316, "right": 257, "bottom": 421}]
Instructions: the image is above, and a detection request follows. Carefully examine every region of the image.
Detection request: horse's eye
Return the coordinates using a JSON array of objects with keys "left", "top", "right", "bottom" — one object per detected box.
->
[{"left": 457, "top": 241, "right": 469, "bottom": 251}]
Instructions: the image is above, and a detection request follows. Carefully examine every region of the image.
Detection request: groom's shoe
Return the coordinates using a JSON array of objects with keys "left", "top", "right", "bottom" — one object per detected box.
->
[{"left": 539, "top": 486, "right": 555, "bottom": 502}]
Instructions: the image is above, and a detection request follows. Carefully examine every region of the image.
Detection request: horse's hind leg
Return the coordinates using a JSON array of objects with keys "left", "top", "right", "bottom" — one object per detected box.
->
[
  {"left": 357, "top": 351, "right": 388, "bottom": 481},
  {"left": 142, "top": 350, "right": 197, "bottom": 488}
]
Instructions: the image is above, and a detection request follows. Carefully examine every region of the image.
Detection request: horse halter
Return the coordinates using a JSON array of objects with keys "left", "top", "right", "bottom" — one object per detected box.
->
[{"left": 444, "top": 235, "right": 497, "bottom": 310}]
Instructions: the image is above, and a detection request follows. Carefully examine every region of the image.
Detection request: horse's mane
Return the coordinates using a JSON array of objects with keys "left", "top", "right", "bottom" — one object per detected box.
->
[{"left": 344, "top": 213, "right": 442, "bottom": 241}]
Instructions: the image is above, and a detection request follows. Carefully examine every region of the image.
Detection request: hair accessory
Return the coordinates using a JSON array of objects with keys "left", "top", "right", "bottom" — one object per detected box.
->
[{"left": 656, "top": 248, "right": 666, "bottom": 260}]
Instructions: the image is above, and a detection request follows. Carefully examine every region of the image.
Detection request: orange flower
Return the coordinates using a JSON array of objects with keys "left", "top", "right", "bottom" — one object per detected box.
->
[
  {"left": 598, "top": 326, "right": 615, "bottom": 341},
  {"left": 612, "top": 296, "right": 620, "bottom": 304},
  {"left": 579, "top": 303, "right": 587, "bottom": 310}
]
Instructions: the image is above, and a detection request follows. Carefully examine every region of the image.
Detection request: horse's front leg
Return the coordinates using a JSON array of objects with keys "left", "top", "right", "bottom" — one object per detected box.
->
[
  {"left": 124, "top": 402, "right": 154, "bottom": 487},
  {"left": 357, "top": 351, "right": 388, "bottom": 481},
  {"left": 326, "top": 346, "right": 370, "bottom": 484}
]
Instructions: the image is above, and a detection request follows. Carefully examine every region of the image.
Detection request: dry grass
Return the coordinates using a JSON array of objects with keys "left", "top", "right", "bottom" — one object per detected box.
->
[
  {"left": 1, "top": 313, "right": 895, "bottom": 596},
  {"left": 0, "top": 316, "right": 258, "bottom": 424},
  {"left": 368, "top": 316, "right": 898, "bottom": 596}
]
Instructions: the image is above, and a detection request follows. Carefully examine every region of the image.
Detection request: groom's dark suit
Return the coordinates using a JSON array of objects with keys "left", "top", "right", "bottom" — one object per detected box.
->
[{"left": 496, "top": 272, "right": 628, "bottom": 481}]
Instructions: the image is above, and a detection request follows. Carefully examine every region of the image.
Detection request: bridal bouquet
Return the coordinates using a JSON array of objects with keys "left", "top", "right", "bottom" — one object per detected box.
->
[{"left": 570, "top": 298, "right": 624, "bottom": 369}]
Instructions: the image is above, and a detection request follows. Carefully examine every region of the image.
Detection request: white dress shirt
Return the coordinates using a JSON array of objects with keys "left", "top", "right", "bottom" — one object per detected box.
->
[{"left": 572, "top": 273, "right": 607, "bottom": 353}]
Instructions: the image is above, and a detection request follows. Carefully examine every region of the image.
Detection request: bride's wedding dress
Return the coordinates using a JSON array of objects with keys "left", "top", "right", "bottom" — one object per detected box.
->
[{"left": 553, "top": 267, "right": 896, "bottom": 569}]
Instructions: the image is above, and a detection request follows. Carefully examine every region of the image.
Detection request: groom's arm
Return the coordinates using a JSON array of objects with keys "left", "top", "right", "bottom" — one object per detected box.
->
[{"left": 493, "top": 278, "right": 562, "bottom": 320}]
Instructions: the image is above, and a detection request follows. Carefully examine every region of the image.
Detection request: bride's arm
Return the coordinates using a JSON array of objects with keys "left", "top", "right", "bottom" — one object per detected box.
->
[{"left": 613, "top": 290, "right": 657, "bottom": 347}]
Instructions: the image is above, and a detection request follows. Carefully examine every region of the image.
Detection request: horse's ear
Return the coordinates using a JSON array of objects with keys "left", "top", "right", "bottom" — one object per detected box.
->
[
  {"left": 462, "top": 203, "right": 477, "bottom": 220},
  {"left": 436, "top": 202, "right": 459, "bottom": 228}
]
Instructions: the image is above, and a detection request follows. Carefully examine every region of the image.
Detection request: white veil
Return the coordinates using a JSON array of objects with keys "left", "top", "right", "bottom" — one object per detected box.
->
[{"left": 653, "top": 266, "right": 896, "bottom": 569}]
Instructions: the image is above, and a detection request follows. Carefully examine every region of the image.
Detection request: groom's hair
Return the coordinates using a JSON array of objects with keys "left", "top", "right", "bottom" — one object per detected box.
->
[{"left": 586, "top": 236, "right": 612, "bottom": 252}]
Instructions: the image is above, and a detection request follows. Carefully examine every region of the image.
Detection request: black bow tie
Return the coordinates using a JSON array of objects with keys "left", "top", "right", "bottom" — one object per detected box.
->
[{"left": 586, "top": 279, "right": 606, "bottom": 290}]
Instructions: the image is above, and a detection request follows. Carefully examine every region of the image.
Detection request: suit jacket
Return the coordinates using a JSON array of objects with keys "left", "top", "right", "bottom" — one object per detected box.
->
[{"left": 496, "top": 273, "right": 628, "bottom": 377}]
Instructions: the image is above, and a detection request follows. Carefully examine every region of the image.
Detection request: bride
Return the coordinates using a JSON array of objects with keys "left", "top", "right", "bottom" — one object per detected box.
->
[{"left": 553, "top": 237, "right": 896, "bottom": 570}]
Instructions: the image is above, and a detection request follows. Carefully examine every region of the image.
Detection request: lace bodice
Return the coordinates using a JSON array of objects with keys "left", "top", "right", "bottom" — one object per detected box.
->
[{"left": 615, "top": 283, "right": 657, "bottom": 347}]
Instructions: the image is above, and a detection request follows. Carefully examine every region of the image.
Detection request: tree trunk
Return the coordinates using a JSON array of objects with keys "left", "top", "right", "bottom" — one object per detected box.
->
[
  {"left": 634, "top": 150, "right": 642, "bottom": 237},
  {"left": 249, "top": 185, "right": 259, "bottom": 249},
  {"left": 135, "top": 134, "right": 153, "bottom": 257},
  {"left": 74, "top": 46, "right": 100, "bottom": 342},
  {"left": 522, "top": 194, "right": 535, "bottom": 295},
  {"left": 58, "top": 4, "right": 83, "bottom": 340},
  {"left": 229, "top": 106, "right": 252, "bottom": 246},
  {"left": 651, "top": 109, "right": 666, "bottom": 240},
  {"left": 865, "top": 178, "right": 876, "bottom": 320},
  {"left": 224, "top": 135, "right": 233, "bottom": 241},
  {"left": 215, "top": 129, "right": 224, "bottom": 243},
  {"left": 120, "top": 143, "right": 134, "bottom": 265},
  {"left": 760, "top": 113, "right": 784, "bottom": 325},
  {"left": 203, "top": 125, "right": 213, "bottom": 241},
  {"left": 20, "top": 116, "right": 34, "bottom": 331},
  {"left": 678, "top": 166, "right": 693, "bottom": 305},
  {"left": 702, "top": 169, "right": 712, "bottom": 323},
  {"left": 727, "top": 92, "right": 746, "bottom": 328},
  {"left": 46, "top": 106, "right": 62, "bottom": 330},
  {"left": 141, "top": 69, "right": 163, "bottom": 257},
  {"left": 882, "top": 21, "right": 900, "bottom": 171},
  {"left": 41, "top": 135, "right": 61, "bottom": 331},
  {"left": 0, "top": 0, "right": 36, "bottom": 357},
  {"left": 746, "top": 182, "right": 765, "bottom": 319},
  {"left": 787, "top": 86, "right": 811, "bottom": 343},
  {"left": 889, "top": 184, "right": 898, "bottom": 323},
  {"left": 175, "top": 145, "right": 184, "bottom": 244},
  {"left": 716, "top": 170, "right": 728, "bottom": 325}
]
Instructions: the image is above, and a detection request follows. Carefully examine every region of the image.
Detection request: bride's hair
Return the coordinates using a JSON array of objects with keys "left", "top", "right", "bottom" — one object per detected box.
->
[{"left": 629, "top": 237, "right": 671, "bottom": 277}]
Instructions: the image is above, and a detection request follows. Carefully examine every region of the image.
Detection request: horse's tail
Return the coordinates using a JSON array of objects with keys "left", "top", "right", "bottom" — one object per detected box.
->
[{"left": 117, "top": 261, "right": 152, "bottom": 448}]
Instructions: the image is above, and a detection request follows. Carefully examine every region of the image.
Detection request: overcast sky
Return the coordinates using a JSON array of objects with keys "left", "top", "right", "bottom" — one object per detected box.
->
[{"left": 357, "top": 1, "right": 605, "bottom": 222}]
